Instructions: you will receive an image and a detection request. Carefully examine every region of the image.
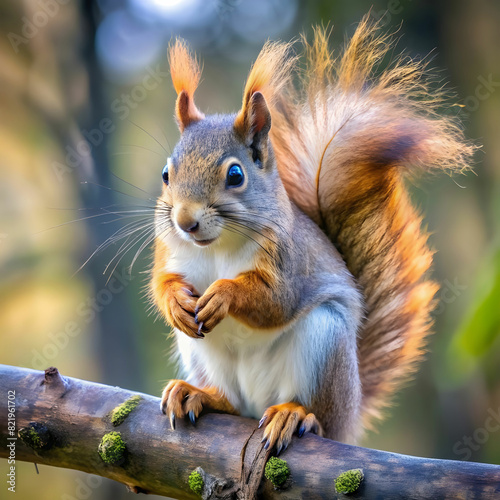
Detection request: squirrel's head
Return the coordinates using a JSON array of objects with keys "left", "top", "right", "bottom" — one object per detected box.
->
[{"left": 156, "top": 39, "right": 286, "bottom": 250}]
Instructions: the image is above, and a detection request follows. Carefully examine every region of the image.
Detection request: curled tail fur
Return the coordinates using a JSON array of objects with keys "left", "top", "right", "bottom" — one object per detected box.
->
[{"left": 249, "top": 16, "right": 474, "bottom": 430}]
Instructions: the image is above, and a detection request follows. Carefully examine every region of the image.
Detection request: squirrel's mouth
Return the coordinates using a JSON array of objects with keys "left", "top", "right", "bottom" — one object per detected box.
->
[{"left": 192, "top": 237, "right": 217, "bottom": 247}]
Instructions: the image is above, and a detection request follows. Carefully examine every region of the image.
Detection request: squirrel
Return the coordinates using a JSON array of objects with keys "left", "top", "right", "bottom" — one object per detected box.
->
[{"left": 150, "top": 16, "right": 473, "bottom": 452}]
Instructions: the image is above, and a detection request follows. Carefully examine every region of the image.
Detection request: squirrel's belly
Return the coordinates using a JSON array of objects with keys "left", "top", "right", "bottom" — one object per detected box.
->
[{"left": 175, "top": 306, "right": 334, "bottom": 418}]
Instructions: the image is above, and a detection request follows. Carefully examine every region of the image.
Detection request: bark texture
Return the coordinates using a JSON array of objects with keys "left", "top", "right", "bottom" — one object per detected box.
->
[{"left": 1, "top": 364, "right": 499, "bottom": 499}]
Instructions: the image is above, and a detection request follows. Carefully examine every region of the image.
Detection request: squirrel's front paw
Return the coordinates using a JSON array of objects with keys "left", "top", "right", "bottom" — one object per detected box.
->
[
  {"left": 195, "top": 279, "right": 234, "bottom": 333},
  {"left": 166, "top": 282, "right": 202, "bottom": 338},
  {"left": 259, "top": 403, "right": 323, "bottom": 455}
]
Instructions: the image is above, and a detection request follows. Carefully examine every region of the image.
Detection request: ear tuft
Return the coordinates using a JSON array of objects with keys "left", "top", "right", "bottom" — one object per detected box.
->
[
  {"left": 169, "top": 38, "right": 202, "bottom": 97},
  {"left": 168, "top": 39, "right": 205, "bottom": 132},
  {"left": 234, "top": 41, "right": 295, "bottom": 156},
  {"left": 238, "top": 40, "right": 295, "bottom": 109}
]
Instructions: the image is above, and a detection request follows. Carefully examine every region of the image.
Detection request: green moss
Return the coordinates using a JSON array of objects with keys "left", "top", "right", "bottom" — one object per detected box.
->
[
  {"left": 110, "top": 395, "right": 142, "bottom": 426},
  {"left": 19, "top": 427, "right": 42, "bottom": 449},
  {"left": 264, "top": 457, "right": 290, "bottom": 487},
  {"left": 98, "top": 432, "right": 126, "bottom": 465},
  {"left": 18, "top": 423, "right": 51, "bottom": 450},
  {"left": 188, "top": 470, "right": 204, "bottom": 496},
  {"left": 334, "top": 468, "right": 364, "bottom": 494}
]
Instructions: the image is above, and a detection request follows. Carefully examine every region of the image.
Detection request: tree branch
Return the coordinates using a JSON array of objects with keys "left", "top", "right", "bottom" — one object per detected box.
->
[{"left": 0, "top": 364, "right": 499, "bottom": 499}]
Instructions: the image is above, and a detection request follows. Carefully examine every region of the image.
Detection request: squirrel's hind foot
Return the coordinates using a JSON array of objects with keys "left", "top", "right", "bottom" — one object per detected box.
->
[
  {"left": 160, "top": 380, "right": 236, "bottom": 429},
  {"left": 259, "top": 402, "right": 323, "bottom": 455}
]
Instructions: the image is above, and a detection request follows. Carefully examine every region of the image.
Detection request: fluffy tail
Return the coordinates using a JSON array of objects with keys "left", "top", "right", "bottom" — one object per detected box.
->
[{"left": 253, "top": 17, "right": 474, "bottom": 430}]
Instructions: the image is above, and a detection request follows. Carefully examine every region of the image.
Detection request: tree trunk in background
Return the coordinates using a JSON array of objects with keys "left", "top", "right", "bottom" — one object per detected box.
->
[{"left": 78, "top": 0, "right": 145, "bottom": 393}]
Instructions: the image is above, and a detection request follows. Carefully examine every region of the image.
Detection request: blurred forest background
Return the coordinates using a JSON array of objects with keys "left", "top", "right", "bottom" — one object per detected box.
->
[{"left": 1, "top": 0, "right": 499, "bottom": 498}]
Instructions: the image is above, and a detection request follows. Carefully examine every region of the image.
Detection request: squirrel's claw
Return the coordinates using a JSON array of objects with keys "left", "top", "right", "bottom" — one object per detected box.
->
[
  {"left": 161, "top": 381, "right": 237, "bottom": 429},
  {"left": 297, "top": 412, "right": 322, "bottom": 437},
  {"left": 160, "top": 380, "right": 207, "bottom": 429},
  {"left": 260, "top": 402, "right": 323, "bottom": 453},
  {"left": 195, "top": 279, "right": 234, "bottom": 333},
  {"left": 188, "top": 410, "right": 196, "bottom": 426}
]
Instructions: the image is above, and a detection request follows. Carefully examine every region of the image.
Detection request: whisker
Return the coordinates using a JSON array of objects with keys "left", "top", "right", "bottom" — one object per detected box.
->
[
  {"left": 156, "top": 124, "right": 173, "bottom": 152},
  {"left": 220, "top": 213, "right": 274, "bottom": 231},
  {"left": 105, "top": 225, "right": 157, "bottom": 282},
  {"left": 37, "top": 209, "right": 157, "bottom": 234},
  {"left": 156, "top": 199, "right": 173, "bottom": 210},
  {"left": 47, "top": 202, "right": 156, "bottom": 212},
  {"left": 80, "top": 180, "right": 153, "bottom": 203},
  {"left": 218, "top": 221, "right": 273, "bottom": 258},
  {"left": 102, "top": 209, "right": 174, "bottom": 279},
  {"left": 114, "top": 143, "right": 164, "bottom": 157},
  {"left": 104, "top": 233, "right": 136, "bottom": 278},
  {"left": 218, "top": 209, "right": 291, "bottom": 240},
  {"left": 221, "top": 217, "right": 278, "bottom": 245},
  {"left": 109, "top": 171, "right": 158, "bottom": 202},
  {"left": 129, "top": 223, "right": 171, "bottom": 272},
  {"left": 102, "top": 219, "right": 157, "bottom": 248},
  {"left": 128, "top": 120, "right": 170, "bottom": 157},
  {"left": 213, "top": 201, "right": 286, "bottom": 229},
  {"left": 74, "top": 218, "right": 156, "bottom": 276},
  {"left": 218, "top": 208, "right": 283, "bottom": 228},
  {"left": 212, "top": 198, "right": 280, "bottom": 210},
  {"left": 99, "top": 214, "right": 155, "bottom": 225},
  {"left": 114, "top": 218, "right": 174, "bottom": 279},
  {"left": 215, "top": 211, "right": 281, "bottom": 242}
]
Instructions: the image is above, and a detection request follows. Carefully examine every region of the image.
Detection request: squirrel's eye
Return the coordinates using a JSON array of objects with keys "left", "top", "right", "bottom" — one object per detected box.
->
[
  {"left": 162, "top": 164, "right": 169, "bottom": 185},
  {"left": 226, "top": 164, "right": 244, "bottom": 188}
]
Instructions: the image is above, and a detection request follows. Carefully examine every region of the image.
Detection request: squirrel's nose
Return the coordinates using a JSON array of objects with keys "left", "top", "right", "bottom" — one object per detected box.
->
[
  {"left": 175, "top": 204, "right": 203, "bottom": 234},
  {"left": 180, "top": 220, "right": 199, "bottom": 233},
  {"left": 176, "top": 215, "right": 199, "bottom": 234}
]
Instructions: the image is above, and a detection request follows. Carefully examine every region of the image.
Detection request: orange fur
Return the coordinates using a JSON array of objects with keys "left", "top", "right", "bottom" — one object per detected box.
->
[
  {"left": 250, "top": 17, "right": 475, "bottom": 430},
  {"left": 168, "top": 38, "right": 202, "bottom": 97},
  {"left": 161, "top": 380, "right": 237, "bottom": 428},
  {"left": 151, "top": 240, "right": 201, "bottom": 338},
  {"left": 168, "top": 39, "right": 205, "bottom": 130},
  {"left": 260, "top": 402, "right": 323, "bottom": 452},
  {"left": 195, "top": 268, "right": 291, "bottom": 332},
  {"left": 234, "top": 41, "right": 296, "bottom": 134}
]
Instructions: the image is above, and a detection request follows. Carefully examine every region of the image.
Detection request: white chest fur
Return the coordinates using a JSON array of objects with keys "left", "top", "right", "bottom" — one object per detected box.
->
[
  {"left": 164, "top": 232, "right": 258, "bottom": 295},
  {"left": 175, "top": 306, "right": 334, "bottom": 418},
  {"left": 163, "top": 233, "right": 331, "bottom": 418}
]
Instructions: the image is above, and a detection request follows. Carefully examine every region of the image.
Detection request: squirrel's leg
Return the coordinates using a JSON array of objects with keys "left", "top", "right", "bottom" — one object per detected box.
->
[
  {"left": 259, "top": 403, "right": 323, "bottom": 455},
  {"left": 259, "top": 302, "right": 361, "bottom": 450},
  {"left": 161, "top": 380, "right": 237, "bottom": 430},
  {"left": 195, "top": 270, "right": 293, "bottom": 332}
]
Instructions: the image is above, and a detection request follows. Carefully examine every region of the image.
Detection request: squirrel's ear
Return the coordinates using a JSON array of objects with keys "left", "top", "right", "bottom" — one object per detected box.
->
[
  {"left": 234, "top": 91, "right": 271, "bottom": 154},
  {"left": 169, "top": 39, "right": 205, "bottom": 132},
  {"left": 175, "top": 90, "right": 204, "bottom": 132}
]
